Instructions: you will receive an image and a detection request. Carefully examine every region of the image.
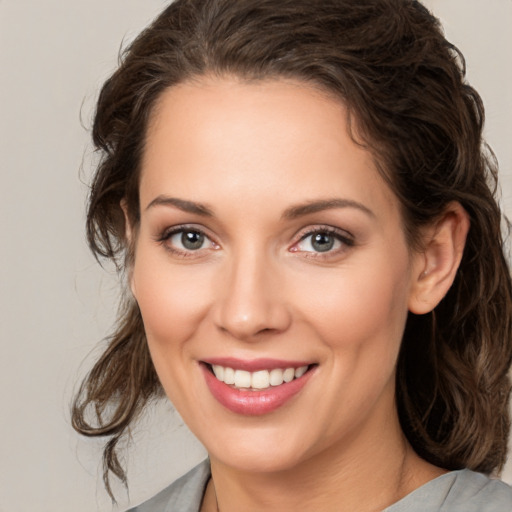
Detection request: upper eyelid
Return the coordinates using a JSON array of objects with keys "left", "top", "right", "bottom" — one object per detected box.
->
[
  {"left": 156, "top": 226, "right": 218, "bottom": 257},
  {"left": 158, "top": 224, "right": 213, "bottom": 241},
  {"left": 155, "top": 223, "right": 354, "bottom": 248},
  {"left": 294, "top": 225, "right": 354, "bottom": 242},
  {"left": 288, "top": 227, "right": 355, "bottom": 259}
]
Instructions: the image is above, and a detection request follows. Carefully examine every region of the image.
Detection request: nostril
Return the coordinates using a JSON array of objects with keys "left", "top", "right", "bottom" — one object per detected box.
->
[{"left": 256, "top": 327, "right": 273, "bottom": 335}]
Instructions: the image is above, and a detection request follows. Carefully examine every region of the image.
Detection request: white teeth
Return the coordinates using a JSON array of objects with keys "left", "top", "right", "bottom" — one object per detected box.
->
[
  {"left": 212, "top": 365, "right": 224, "bottom": 380},
  {"left": 234, "top": 370, "right": 251, "bottom": 388},
  {"left": 283, "top": 368, "right": 295, "bottom": 383},
  {"left": 269, "top": 368, "right": 284, "bottom": 386},
  {"left": 224, "top": 367, "right": 235, "bottom": 385},
  {"left": 251, "top": 370, "right": 270, "bottom": 389},
  {"left": 295, "top": 365, "right": 307, "bottom": 378},
  {"left": 211, "top": 364, "right": 310, "bottom": 390}
]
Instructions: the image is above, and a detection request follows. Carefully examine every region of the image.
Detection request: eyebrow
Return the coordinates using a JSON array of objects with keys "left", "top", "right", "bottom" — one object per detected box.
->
[
  {"left": 145, "top": 195, "right": 214, "bottom": 216},
  {"left": 145, "top": 195, "right": 374, "bottom": 220},
  {"left": 282, "top": 198, "right": 375, "bottom": 220}
]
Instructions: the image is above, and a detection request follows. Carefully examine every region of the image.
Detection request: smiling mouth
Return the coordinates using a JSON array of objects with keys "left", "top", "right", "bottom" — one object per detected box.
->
[{"left": 205, "top": 363, "right": 314, "bottom": 391}]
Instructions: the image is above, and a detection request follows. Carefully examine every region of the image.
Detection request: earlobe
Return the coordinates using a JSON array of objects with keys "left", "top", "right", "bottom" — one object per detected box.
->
[{"left": 408, "top": 202, "right": 470, "bottom": 315}]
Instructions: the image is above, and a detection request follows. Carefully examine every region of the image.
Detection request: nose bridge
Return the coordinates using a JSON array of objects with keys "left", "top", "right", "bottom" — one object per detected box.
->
[{"left": 215, "top": 243, "right": 290, "bottom": 339}]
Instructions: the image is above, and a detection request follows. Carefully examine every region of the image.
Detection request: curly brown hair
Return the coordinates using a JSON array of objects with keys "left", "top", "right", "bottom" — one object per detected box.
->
[{"left": 72, "top": 0, "right": 512, "bottom": 498}]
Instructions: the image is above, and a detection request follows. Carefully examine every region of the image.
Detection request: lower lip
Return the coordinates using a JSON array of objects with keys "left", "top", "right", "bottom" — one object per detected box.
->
[{"left": 201, "top": 364, "right": 314, "bottom": 416}]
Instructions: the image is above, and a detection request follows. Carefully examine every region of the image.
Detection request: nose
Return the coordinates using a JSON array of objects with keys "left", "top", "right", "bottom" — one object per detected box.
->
[{"left": 213, "top": 249, "right": 292, "bottom": 341}]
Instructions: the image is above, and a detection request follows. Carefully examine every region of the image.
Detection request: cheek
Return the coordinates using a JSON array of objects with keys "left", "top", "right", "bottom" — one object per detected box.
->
[
  {"left": 130, "top": 247, "right": 218, "bottom": 410},
  {"left": 292, "top": 254, "right": 411, "bottom": 360},
  {"left": 131, "top": 247, "right": 213, "bottom": 348},
  {"left": 291, "top": 256, "right": 411, "bottom": 435}
]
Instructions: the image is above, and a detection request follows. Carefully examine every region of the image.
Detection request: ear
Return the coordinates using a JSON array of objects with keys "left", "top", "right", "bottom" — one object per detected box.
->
[
  {"left": 120, "top": 199, "right": 137, "bottom": 299},
  {"left": 408, "top": 202, "right": 470, "bottom": 315}
]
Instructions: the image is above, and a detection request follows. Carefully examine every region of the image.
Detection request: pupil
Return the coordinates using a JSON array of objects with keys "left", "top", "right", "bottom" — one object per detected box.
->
[
  {"left": 182, "top": 231, "right": 204, "bottom": 250},
  {"left": 312, "top": 233, "right": 334, "bottom": 252}
]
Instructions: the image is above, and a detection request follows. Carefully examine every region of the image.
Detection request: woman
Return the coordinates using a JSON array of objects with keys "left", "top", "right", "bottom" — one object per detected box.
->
[{"left": 72, "top": 0, "right": 512, "bottom": 510}]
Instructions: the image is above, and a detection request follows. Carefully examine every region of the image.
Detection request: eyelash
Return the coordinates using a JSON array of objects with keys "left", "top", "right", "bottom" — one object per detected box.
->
[
  {"left": 156, "top": 225, "right": 354, "bottom": 259},
  {"left": 292, "top": 226, "right": 354, "bottom": 258},
  {"left": 156, "top": 225, "right": 218, "bottom": 258}
]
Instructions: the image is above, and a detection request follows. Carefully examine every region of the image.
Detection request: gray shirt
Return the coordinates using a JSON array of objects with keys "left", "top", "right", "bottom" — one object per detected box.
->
[{"left": 127, "top": 460, "right": 512, "bottom": 511}]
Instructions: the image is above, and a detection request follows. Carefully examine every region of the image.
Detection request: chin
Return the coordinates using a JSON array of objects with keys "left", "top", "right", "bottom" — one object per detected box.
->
[{"left": 202, "top": 423, "right": 317, "bottom": 474}]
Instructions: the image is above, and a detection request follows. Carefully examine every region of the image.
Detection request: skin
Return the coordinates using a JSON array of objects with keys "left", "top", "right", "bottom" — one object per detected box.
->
[{"left": 128, "top": 78, "right": 469, "bottom": 511}]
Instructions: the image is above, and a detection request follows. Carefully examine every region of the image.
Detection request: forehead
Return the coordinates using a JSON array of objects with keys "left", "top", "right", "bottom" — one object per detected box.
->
[{"left": 140, "top": 78, "right": 399, "bottom": 223}]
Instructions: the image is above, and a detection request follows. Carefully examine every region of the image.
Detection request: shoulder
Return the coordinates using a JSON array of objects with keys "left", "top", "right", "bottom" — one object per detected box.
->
[
  {"left": 444, "top": 470, "right": 512, "bottom": 510},
  {"left": 126, "top": 459, "right": 211, "bottom": 512},
  {"left": 442, "top": 470, "right": 512, "bottom": 511},
  {"left": 387, "top": 469, "right": 512, "bottom": 512}
]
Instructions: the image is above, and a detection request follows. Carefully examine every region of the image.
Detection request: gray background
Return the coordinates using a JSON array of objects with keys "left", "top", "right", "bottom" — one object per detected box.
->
[{"left": 1, "top": 1, "right": 511, "bottom": 510}]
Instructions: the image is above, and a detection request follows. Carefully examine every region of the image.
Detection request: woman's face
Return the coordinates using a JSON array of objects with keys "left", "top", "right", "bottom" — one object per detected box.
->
[{"left": 131, "top": 78, "right": 423, "bottom": 473}]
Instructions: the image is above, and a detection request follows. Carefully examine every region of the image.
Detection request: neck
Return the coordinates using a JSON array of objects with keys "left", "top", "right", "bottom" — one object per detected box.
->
[{"left": 202, "top": 409, "right": 444, "bottom": 512}]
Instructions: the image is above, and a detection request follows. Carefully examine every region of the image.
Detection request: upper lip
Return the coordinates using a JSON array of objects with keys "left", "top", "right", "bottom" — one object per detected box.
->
[{"left": 201, "top": 357, "right": 313, "bottom": 372}]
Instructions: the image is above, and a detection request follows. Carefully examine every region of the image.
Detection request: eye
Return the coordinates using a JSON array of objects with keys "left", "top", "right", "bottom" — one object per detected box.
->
[
  {"left": 171, "top": 230, "right": 207, "bottom": 251},
  {"left": 157, "top": 226, "right": 218, "bottom": 255},
  {"left": 292, "top": 228, "right": 353, "bottom": 255}
]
